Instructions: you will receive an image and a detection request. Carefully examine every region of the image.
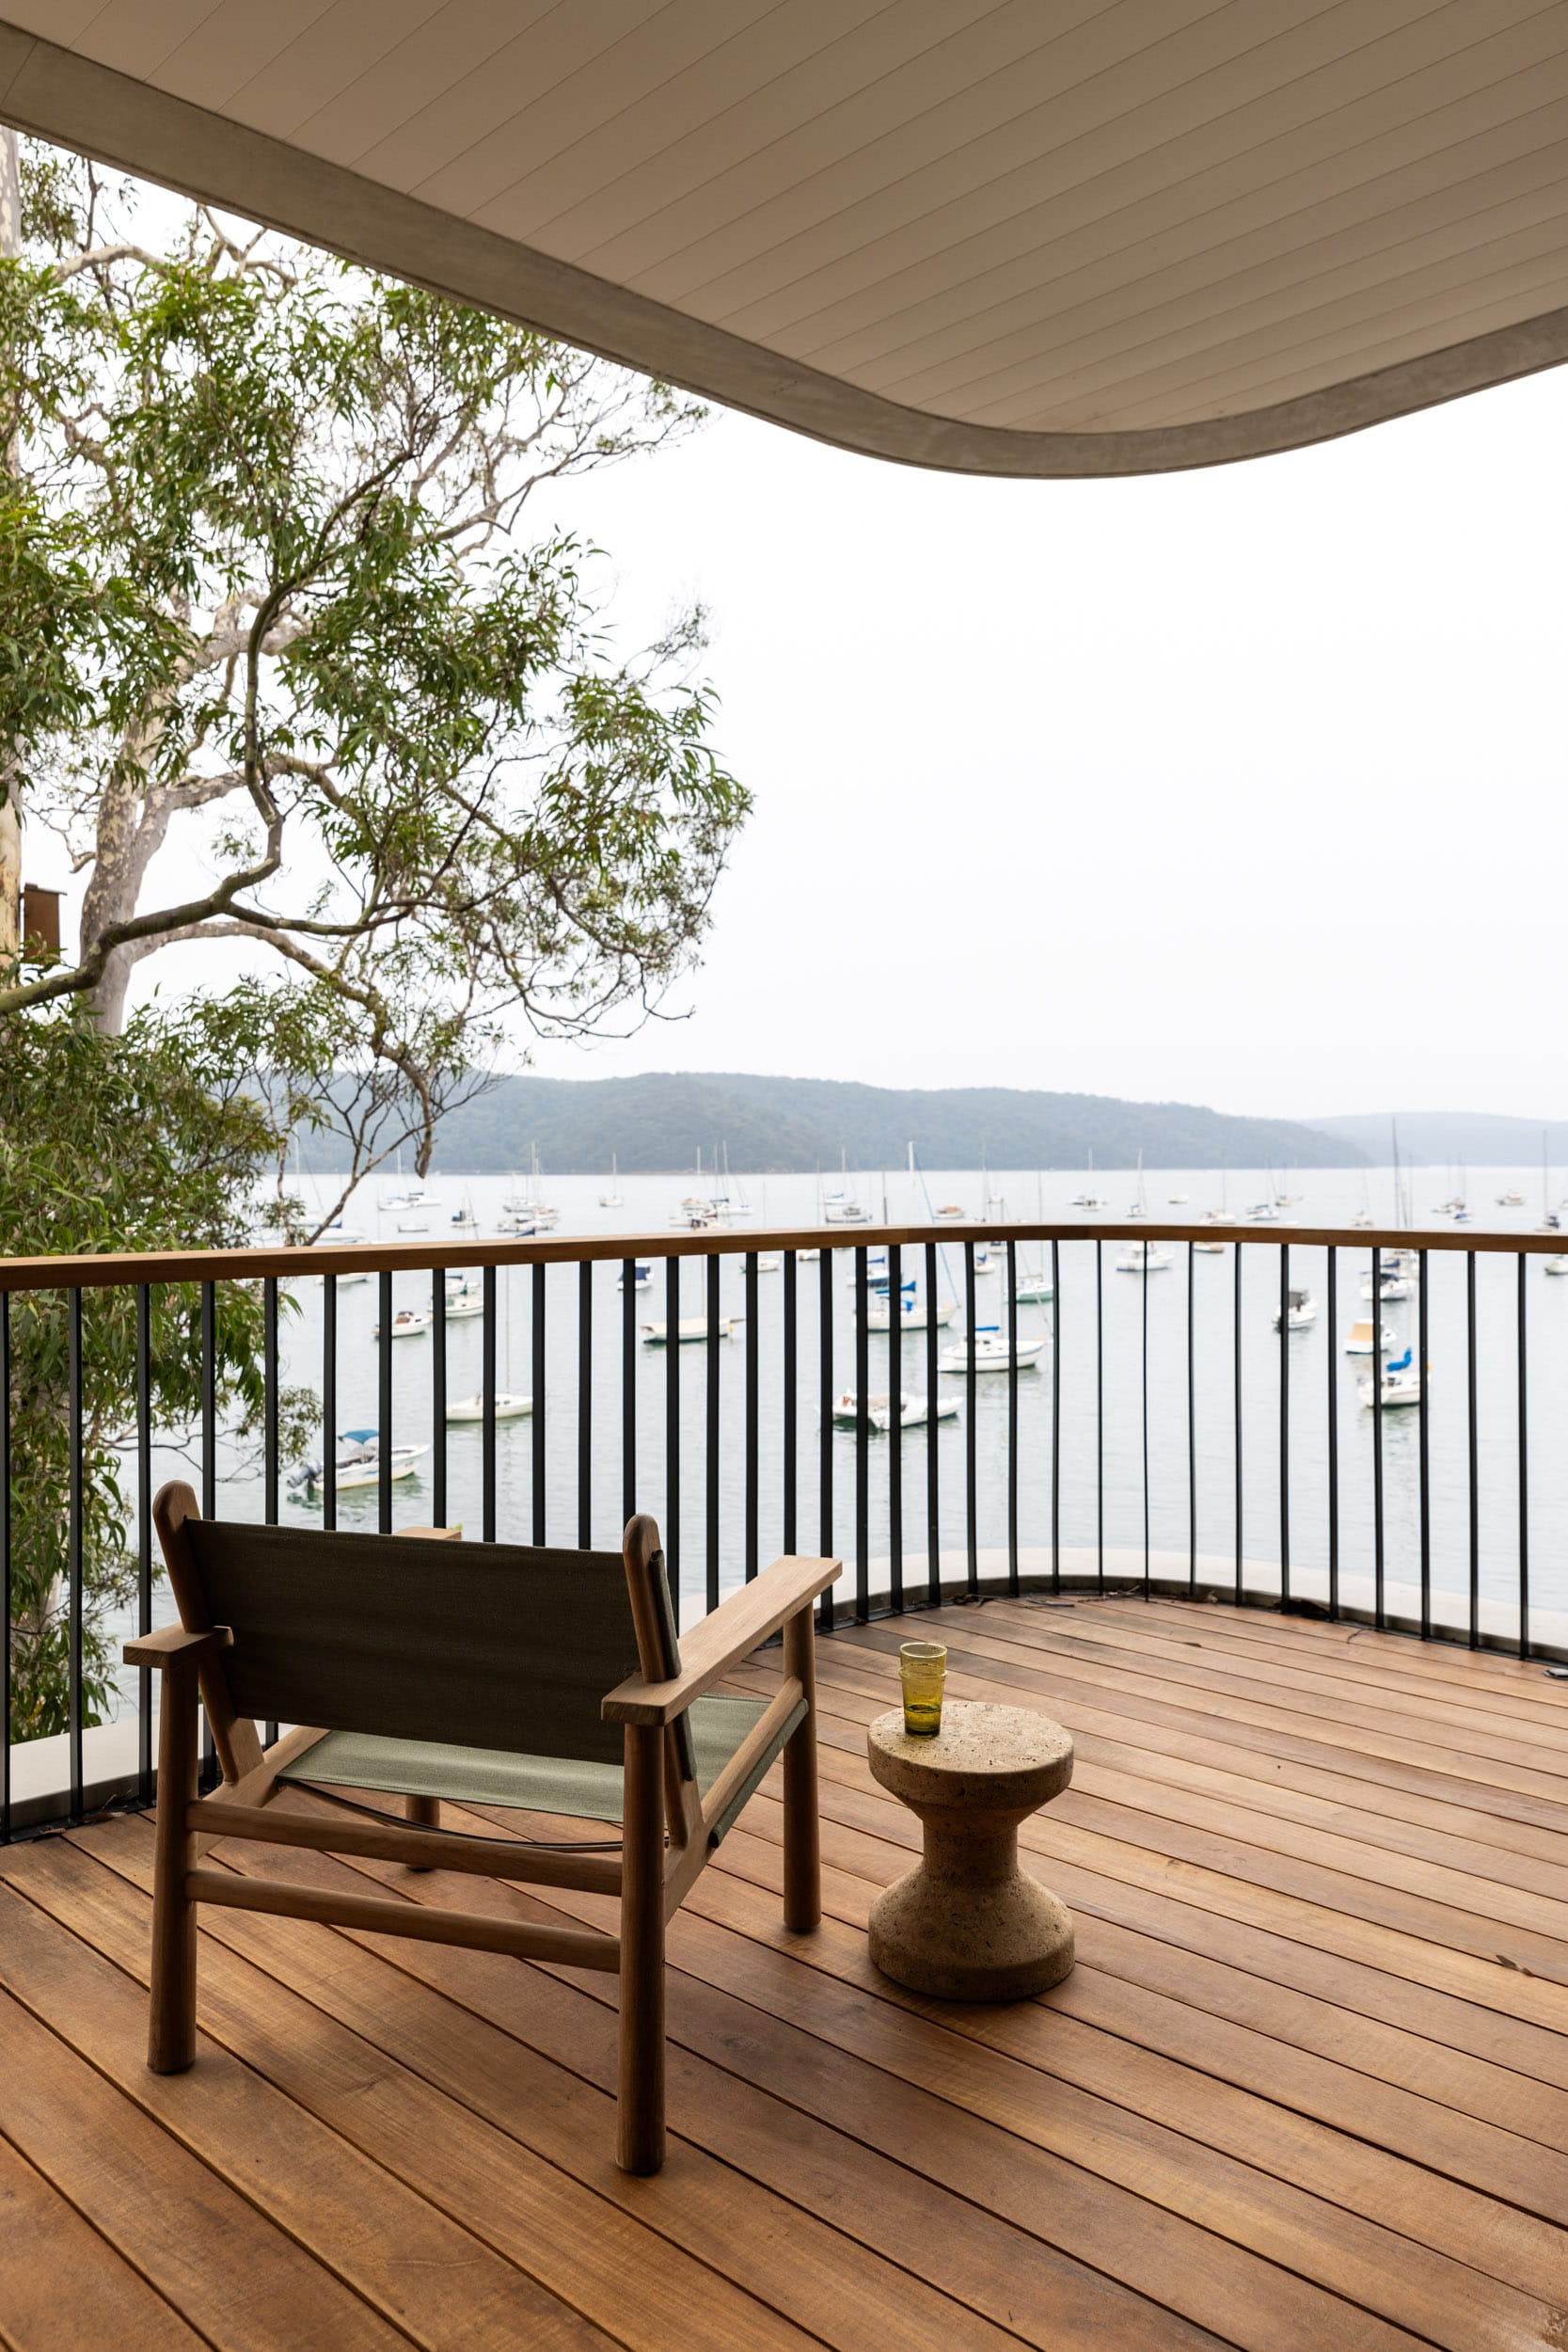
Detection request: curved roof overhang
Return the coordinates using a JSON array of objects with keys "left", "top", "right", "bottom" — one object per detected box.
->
[{"left": 3, "top": 5, "right": 1567, "bottom": 479}]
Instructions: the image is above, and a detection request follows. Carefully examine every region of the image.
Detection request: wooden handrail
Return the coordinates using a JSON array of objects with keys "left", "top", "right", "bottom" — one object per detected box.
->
[{"left": 0, "top": 1217, "right": 1560, "bottom": 1293}]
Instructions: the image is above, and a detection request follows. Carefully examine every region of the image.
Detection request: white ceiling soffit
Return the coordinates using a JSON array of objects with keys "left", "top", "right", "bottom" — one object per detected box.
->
[{"left": 3, "top": 4, "right": 1568, "bottom": 479}]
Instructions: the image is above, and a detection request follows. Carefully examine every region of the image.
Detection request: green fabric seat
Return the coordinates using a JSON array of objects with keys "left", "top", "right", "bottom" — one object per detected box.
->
[{"left": 279, "top": 1690, "right": 806, "bottom": 1849}]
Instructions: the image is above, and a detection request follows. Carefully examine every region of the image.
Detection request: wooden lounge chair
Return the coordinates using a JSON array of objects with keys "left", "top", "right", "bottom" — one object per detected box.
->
[{"left": 128, "top": 1481, "right": 841, "bottom": 2173}]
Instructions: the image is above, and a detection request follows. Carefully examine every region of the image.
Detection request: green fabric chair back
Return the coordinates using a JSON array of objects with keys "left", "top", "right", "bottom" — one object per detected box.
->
[{"left": 184, "top": 1519, "right": 655, "bottom": 1764}]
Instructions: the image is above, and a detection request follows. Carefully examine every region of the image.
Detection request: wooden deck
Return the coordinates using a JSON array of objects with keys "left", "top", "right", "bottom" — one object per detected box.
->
[{"left": 3, "top": 1595, "right": 1568, "bottom": 2352}]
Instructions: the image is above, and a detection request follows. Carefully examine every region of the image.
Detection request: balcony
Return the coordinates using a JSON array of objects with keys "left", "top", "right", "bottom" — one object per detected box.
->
[
  {"left": 1, "top": 1220, "right": 1565, "bottom": 2349},
  {"left": 2, "top": 1585, "right": 1564, "bottom": 2350}
]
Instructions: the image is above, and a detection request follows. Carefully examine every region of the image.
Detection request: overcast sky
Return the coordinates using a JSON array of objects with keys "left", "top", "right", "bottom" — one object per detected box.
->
[{"left": 117, "top": 321, "right": 1566, "bottom": 1123}]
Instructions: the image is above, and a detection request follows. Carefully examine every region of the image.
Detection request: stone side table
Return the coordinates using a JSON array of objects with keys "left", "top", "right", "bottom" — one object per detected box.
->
[{"left": 867, "top": 1699, "right": 1075, "bottom": 2000}]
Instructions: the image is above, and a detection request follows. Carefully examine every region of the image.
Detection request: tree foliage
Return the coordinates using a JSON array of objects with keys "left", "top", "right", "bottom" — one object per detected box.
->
[
  {"left": 0, "top": 142, "right": 750, "bottom": 1219},
  {"left": 0, "top": 1000, "right": 295, "bottom": 1736}
]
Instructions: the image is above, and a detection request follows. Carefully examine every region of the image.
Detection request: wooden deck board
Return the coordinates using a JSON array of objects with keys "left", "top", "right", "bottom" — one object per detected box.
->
[{"left": 1, "top": 1599, "right": 1565, "bottom": 2351}]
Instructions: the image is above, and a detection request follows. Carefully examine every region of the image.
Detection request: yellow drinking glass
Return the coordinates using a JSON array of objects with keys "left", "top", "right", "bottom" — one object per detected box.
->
[{"left": 900, "top": 1641, "right": 947, "bottom": 1737}]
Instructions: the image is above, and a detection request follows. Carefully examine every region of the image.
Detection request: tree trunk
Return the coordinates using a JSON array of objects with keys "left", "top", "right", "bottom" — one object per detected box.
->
[{"left": 0, "top": 128, "right": 22, "bottom": 968}]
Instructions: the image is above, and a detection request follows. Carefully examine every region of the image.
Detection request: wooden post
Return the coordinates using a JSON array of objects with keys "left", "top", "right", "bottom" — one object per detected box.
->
[
  {"left": 404, "top": 1791, "right": 439, "bottom": 1870},
  {"left": 148, "top": 1658, "right": 200, "bottom": 2072},
  {"left": 782, "top": 1604, "right": 821, "bottom": 1932},
  {"left": 617, "top": 1720, "right": 665, "bottom": 2175}
]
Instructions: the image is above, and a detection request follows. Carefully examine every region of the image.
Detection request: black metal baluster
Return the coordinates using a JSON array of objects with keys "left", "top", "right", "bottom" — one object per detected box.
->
[
  {"left": 1187, "top": 1240, "right": 1196, "bottom": 1595},
  {"left": 263, "top": 1277, "right": 278, "bottom": 1525},
  {"left": 1418, "top": 1248, "right": 1431, "bottom": 1639},
  {"left": 1326, "top": 1248, "right": 1338, "bottom": 1619},
  {"left": 1051, "top": 1239, "right": 1060, "bottom": 1595},
  {"left": 262, "top": 1274, "right": 280, "bottom": 1746},
  {"left": 201, "top": 1280, "right": 216, "bottom": 1518},
  {"left": 782, "top": 1252, "right": 797, "bottom": 1559},
  {"left": 706, "top": 1253, "right": 721, "bottom": 1612},
  {"left": 1141, "top": 1240, "right": 1149, "bottom": 1598},
  {"left": 1467, "top": 1248, "right": 1479, "bottom": 1648},
  {"left": 925, "top": 1241, "right": 939, "bottom": 1608},
  {"left": 377, "top": 1269, "right": 393, "bottom": 1534},
  {"left": 1007, "top": 1240, "right": 1020, "bottom": 1597},
  {"left": 1278, "top": 1243, "right": 1289, "bottom": 1606},
  {"left": 964, "top": 1242, "right": 978, "bottom": 1598},
  {"left": 819, "top": 1249, "right": 834, "bottom": 1627},
  {"left": 431, "top": 1270, "right": 448, "bottom": 1533},
  {"left": 1, "top": 1295, "right": 9, "bottom": 1841},
  {"left": 578, "top": 1262, "right": 593, "bottom": 1548},
  {"left": 68, "top": 1287, "right": 83, "bottom": 1821},
  {"left": 623, "top": 1258, "right": 637, "bottom": 1529},
  {"left": 135, "top": 1288, "right": 151, "bottom": 1806},
  {"left": 854, "top": 1245, "right": 869, "bottom": 1621},
  {"left": 200, "top": 1279, "right": 216, "bottom": 1778},
  {"left": 531, "top": 1263, "right": 546, "bottom": 1544},
  {"left": 744, "top": 1250, "right": 759, "bottom": 1581},
  {"left": 323, "top": 1275, "right": 338, "bottom": 1532},
  {"left": 1097, "top": 1240, "right": 1105, "bottom": 1597},
  {"left": 1232, "top": 1244, "right": 1243, "bottom": 1605},
  {"left": 888, "top": 1242, "right": 903, "bottom": 1610},
  {"left": 1371, "top": 1247, "right": 1385, "bottom": 1630},
  {"left": 1518, "top": 1251, "right": 1529, "bottom": 1659},
  {"left": 483, "top": 1264, "right": 499, "bottom": 1542},
  {"left": 665, "top": 1257, "right": 680, "bottom": 1620}
]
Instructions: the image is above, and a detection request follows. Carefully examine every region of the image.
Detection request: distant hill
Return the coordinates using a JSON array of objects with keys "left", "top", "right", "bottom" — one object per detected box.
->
[
  {"left": 1307, "top": 1111, "right": 1568, "bottom": 1168},
  {"left": 297, "top": 1072, "right": 1368, "bottom": 1174}
]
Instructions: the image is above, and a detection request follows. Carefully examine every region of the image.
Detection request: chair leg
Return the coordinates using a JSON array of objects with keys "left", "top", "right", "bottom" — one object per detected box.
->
[
  {"left": 782, "top": 1605, "right": 821, "bottom": 1932},
  {"left": 404, "top": 1791, "right": 439, "bottom": 1869},
  {"left": 148, "top": 1660, "right": 200, "bottom": 2073},
  {"left": 617, "top": 1723, "right": 665, "bottom": 2175}
]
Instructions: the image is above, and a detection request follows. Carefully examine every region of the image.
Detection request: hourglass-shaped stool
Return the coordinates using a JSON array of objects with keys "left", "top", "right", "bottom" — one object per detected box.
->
[{"left": 866, "top": 1700, "right": 1075, "bottom": 2000}]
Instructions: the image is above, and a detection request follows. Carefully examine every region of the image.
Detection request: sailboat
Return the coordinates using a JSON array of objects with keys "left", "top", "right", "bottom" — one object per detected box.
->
[
  {"left": 938, "top": 1325, "right": 1046, "bottom": 1374},
  {"left": 448, "top": 1265, "right": 531, "bottom": 1420},
  {"left": 599, "top": 1153, "right": 624, "bottom": 1209},
  {"left": 1069, "top": 1149, "right": 1105, "bottom": 1211},
  {"left": 1360, "top": 1346, "right": 1422, "bottom": 1407},
  {"left": 822, "top": 1148, "right": 871, "bottom": 1224},
  {"left": 1117, "top": 1240, "right": 1173, "bottom": 1274},
  {"left": 1015, "top": 1173, "right": 1053, "bottom": 1300},
  {"left": 1127, "top": 1149, "right": 1148, "bottom": 1219}
]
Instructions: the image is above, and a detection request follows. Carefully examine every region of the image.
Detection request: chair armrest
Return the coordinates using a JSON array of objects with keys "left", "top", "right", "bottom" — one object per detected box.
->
[
  {"left": 123, "top": 1622, "right": 232, "bottom": 1671},
  {"left": 602, "top": 1553, "right": 841, "bottom": 1725}
]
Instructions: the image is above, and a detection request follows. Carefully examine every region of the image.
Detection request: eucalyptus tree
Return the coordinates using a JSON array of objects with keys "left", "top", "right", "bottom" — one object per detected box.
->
[{"left": 0, "top": 134, "right": 748, "bottom": 1216}]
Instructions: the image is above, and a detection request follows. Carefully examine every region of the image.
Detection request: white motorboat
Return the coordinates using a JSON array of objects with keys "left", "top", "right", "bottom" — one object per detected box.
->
[
  {"left": 1194, "top": 1240, "right": 1227, "bottom": 1254},
  {"left": 823, "top": 1193, "right": 872, "bottom": 1224},
  {"left": 1167, "top": 1193, "right": 1189, "bottom": 1204},
  {"left": 1014, "top": 1264, "right": 1053, "bottom": 1302},
  {"left": 1497, "top": 1189, "right": 1525, "bottom": 1207},
  {"left": 617, "top": 1261, "right": 654, "bottom": 1292},
  {"left": 1360, "top": 1271, "right": 1412, "bottom": 1301},
  {"left": 755, "top": 1253, "right": 782, "bottom": 1273},
  {"left": 831, "top": 1390, "right": 960, "bottom": 1434},
  {"left": 1117, "top": 1242, "right": 1173, "bottom": 1274},
  {"left": 798, "top": 1248, "right": 821, "bottom": 1262},
  {"left": 497, "top": 1212, "right": 538, "bottom": 1236},
  {"left": 939, "top": 1327, "right": 1046, "bottom": 1374},
  {"left": 396, "top": 1216, "right": 430, "bottom": 1233},
  {"left": 1068, "top": 1192, "right": 1106, "bottom": 1210},
  {"left": 1544, "top": 1254, "right": 1568, "bottom": 1276},
  {"left": 288, "top": 1430, "right": 428, "bottom": 1499},
  {"left": 1273, "top": 1288, "right": 1318, "bottom": 1331},
  {"left": 1243, "top": 1201, "right": 1279, "bottom": 1224},
  {"left": 445, "top": 1391, "right": 532, "bottom": 1422},
  {"left": 372, "top": 1308, "right": 430, "bottom": 1341},
  {"left": 1359, "top": 1348, "right": 1422, "bottom": 1407},
  {"left": 315, "top": 1221, "right": 364, "bottom": 1245},
  {"left": 444, "top": 1280, "right": 484, "bottom": 1319},
  {"left": 640, "top": 1316, "right": 737, "bottom": 1346},
  {"left": 1344, "top": 1318, "right": 1395, "bottom": 1356},
  {"left": 599, "top": 1153, "right": 625, "bottom": 1209},
  {"left": 935, "top": 1202, "right": 967, "bottom": 1220}
]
